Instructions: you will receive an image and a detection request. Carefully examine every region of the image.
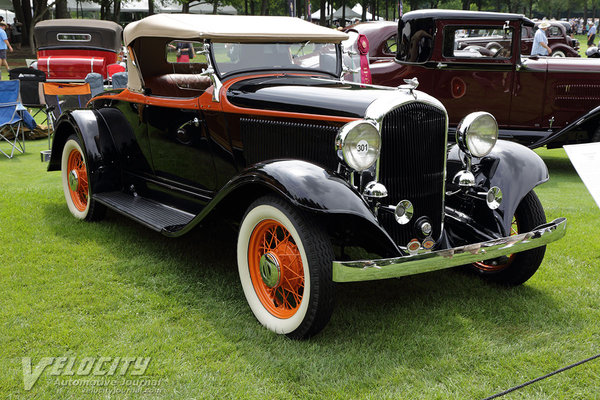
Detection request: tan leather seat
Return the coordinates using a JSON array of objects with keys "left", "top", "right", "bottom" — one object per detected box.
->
[{"left": 145, "top": 74, "right": 211, "bottom": 97}]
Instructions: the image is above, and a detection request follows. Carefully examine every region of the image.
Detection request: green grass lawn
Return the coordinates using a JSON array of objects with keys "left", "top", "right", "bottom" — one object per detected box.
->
[
  {"left": 0, "top": 139, "right": 599, "bottom": 399},
  {"left": 576, "top": 34, "right": 591, "bottom": 57}
]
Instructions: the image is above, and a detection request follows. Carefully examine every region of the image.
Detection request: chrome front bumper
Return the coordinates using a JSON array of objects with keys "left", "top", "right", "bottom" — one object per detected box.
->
[{"left": 332, "top": 218, "right": 567, "bottom": 283}]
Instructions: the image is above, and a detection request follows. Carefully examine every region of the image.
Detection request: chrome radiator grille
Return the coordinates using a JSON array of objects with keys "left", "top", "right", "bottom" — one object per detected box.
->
[{"left": 378, "top": 102, "right": 447, "bottom": 246}]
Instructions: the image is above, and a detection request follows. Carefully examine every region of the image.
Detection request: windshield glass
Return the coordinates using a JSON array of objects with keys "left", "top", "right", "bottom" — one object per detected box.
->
[{"left": 211, "top": 42, "right": 339, "bottom": 77}]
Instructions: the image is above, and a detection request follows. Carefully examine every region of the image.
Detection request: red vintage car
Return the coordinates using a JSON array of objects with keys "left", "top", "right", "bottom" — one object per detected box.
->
[
  {"left": 344, "top": 21, "right": 398, "bottom": 62},
  {"left": 367, "top": 10, "right": 600, "bottom": 148},
  {"left": 34, "top": 19, "right": 123, "bottom": 82}
]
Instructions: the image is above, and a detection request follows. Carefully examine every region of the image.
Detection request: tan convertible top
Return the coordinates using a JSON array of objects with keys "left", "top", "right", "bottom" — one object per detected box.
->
[{"left": 123, "top": 14, "right": 348, "bottom": 45}]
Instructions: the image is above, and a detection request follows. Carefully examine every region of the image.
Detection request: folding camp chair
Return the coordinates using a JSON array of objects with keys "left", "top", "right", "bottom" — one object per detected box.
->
[
  {"left": 9, "top": 67, "right": 48, "bottom": 127},
  {"left": 85, "top": 73, "right": 104, "bottom": 97},
  {"left": 42, "top": 82, "right": 92, "bottom": 148},
  {"left": 111, "top": 71, "right": 128, "bottom": 89},
  {"left": 0, "top": 80, "right": 26, "bottom": 159}
]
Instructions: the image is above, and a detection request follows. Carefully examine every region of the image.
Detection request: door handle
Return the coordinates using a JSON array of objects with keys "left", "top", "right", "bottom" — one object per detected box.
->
[
  {"left": 436, "top": 62, "right": 447, "bottom": 69},
  {"left": 178, "top": 117, "right": 200, "bottom": 132}
]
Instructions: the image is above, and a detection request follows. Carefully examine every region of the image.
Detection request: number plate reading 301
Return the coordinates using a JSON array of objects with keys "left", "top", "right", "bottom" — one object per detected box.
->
[{"left": 356, "top": 140, "right": 369, "bottom": 155}]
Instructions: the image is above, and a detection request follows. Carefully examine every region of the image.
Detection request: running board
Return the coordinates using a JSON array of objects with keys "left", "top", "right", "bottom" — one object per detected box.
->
[{"left": 94, "top": 191, "right": 195, "bottom": 234}]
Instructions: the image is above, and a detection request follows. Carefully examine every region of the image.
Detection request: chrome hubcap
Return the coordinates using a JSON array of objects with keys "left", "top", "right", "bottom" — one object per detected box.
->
[
  {"left": 259, "top": 253, "right": 280, "bottom": 288},
  {"left": 68, "top": 170, "right": 79, "bottom": 192}
]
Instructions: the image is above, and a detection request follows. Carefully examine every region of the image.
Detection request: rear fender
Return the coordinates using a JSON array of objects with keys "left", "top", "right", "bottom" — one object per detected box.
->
[
  {"left": 47, "top": 109, "right": 121, "bottom": 193},
  {"left": 447, "top": 141, "right": 548, "bottom": 235}
]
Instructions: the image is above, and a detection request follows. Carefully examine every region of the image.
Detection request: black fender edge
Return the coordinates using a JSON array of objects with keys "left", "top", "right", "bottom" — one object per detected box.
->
[
  {"left": 165, "top": 159, "right": 402, "bottom": 257},
  {"left": 47, "top": 109, "right": 121, "bottom": 194}
]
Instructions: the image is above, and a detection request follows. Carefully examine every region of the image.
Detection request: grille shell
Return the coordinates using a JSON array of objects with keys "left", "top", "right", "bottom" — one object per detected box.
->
[{"left": 377, "top": 102, "right": 447, "bottom": 246}]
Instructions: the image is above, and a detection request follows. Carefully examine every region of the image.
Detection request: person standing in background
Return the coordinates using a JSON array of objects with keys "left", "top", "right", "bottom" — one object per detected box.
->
[
  {"left": 588, "top": 21, "right": 597, "bottom": 47},
  {"left": 532, "top": 21, "right": 552, "bottom": 56},
  {"left": 0, "top": 22, "right": 13, "bottom": 78}
]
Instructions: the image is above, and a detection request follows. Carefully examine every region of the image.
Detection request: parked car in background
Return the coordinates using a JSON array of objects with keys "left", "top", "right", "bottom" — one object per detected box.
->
[
  {"left": 369, "top": 10, "right": 600, "bottom": 148},
  {"left": 453, "top": 21, "right": 579, "bottom": 57},
  {"left": 47, "top": 14, "right": 566, "bottom": 339},
  {"left": 34, "top": 19, "right": 124, "bottom": 82},
  {"left": 522, "top": 21, "right": 580, "bottom": 57},
  {"left": 344, "top": 21, "right": 397, "bottom": 63}
]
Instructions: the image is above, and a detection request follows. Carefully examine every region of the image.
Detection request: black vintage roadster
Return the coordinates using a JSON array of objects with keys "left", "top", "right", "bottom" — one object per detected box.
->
[{"left": 48, "top": 14, "right": 566, "bottom": 339}]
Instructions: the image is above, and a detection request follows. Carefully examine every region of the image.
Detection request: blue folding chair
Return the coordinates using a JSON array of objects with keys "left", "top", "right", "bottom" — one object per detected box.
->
[{"left": 0, "top": 80, "right": 25, "bottom": 159}]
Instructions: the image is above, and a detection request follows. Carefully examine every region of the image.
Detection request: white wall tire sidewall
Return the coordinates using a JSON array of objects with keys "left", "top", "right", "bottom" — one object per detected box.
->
[
  {"left": 238, "top": 204, "right": 311, "bottom": 335},
  {"left": 61, "top": 139, "right": 90, "bottom": 220},
  {"left": 552, "top": 50, "right": 566, "bottom": 57}
]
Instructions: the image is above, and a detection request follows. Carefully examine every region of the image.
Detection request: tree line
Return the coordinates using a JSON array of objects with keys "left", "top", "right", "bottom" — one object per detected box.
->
[{"left": 11, "top": 0, "right": 600, "bottom": 53}]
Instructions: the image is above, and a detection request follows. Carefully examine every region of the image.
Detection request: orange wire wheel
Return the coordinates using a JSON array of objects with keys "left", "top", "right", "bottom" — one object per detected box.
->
[
  {"left": 61, "top": 136, "right": 105, "bottom": 221},
  {"left": 474, "top": 216, "right": 519, "bottom": 272},
  {"left": 247, "top": 219, "right": 305, "bottom": 319},
  {"left": 66, "top": 148, "right": 89, "bottom": 212},
  {"left": 238, "top": 196, "right": 335, "bottom": 338}
]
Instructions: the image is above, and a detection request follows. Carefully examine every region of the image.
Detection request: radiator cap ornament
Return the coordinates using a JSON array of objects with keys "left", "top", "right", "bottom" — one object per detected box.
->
[{"left": 400, "top": 77, "right": 419, "bottom": 90}]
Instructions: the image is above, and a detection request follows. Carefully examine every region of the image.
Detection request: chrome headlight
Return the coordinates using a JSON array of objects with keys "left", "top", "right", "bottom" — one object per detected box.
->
[
  {"left": 456, "top": 112, "right": 498, "bottom": 158},
  {"left": 335, "top": 120, "right": 381, "bottom": 171}
]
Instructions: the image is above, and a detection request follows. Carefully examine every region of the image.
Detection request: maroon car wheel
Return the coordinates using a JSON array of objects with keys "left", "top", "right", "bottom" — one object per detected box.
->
[{"left": 471, "top": 191, "right": 547, "bottom": 286}]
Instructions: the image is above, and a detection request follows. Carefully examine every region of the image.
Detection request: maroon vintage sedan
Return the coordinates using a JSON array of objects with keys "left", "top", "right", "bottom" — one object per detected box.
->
[{"left": 368, "top": 10, "right": 600, "bottom": 148}]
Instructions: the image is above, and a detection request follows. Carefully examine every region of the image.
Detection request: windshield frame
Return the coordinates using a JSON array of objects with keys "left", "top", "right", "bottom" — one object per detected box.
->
[{"left": 209, "top": 40, "right": 343, "bottom": 80}]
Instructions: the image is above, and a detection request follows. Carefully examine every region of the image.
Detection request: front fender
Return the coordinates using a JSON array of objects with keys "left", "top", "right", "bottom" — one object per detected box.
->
[
  {"left": 167, "top": 159, "right": 401, "bottom": 256},
  {"left": 447, "top": 140, "right": 549, "bottom": 234},
  {"left": 47, "top": 109, "right": 120, "bottom": 193}
]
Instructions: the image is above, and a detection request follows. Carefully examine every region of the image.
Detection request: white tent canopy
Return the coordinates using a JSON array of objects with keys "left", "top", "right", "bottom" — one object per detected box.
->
[
  {"left": 311, "top": 2, "right": 334, "bottom": 20},
  {"left": 332, "top": 6, "right": 361, "bottom": 20},
  {"left": 311, "top": 3, "right": 382, "bottom": 22},
  {"left": 67, "top": 0, "right": 237, "bottom": 14},
  {"left": 352, "top": 3, "right": 382, "bottom": 21},
  {"left": 67, "top": 0, "right": 101, "bottom": 12},
  {"left": 0, "top": 8, "right": 15, "bottom": 21}
]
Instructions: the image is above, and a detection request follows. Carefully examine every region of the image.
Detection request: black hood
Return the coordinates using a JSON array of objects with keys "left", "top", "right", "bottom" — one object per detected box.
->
[{"left": 227, "top": 75, "right": 391, "bottom": 118}]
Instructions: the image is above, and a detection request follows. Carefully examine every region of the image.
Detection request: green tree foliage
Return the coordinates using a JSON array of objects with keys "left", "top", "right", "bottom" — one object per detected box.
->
[{"left": 18, "top": 0, "right": 596, "bottom": 54}]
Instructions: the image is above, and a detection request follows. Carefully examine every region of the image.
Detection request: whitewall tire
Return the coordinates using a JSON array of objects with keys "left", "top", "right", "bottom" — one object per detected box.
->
[{"left": 237, "top": 196, "right": 334, "bottom": 339}]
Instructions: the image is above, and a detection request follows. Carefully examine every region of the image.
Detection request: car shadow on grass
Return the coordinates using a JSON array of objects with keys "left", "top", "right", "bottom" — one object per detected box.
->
[{"left": 42, "top": 203, "right": 572, "bottom": 395}]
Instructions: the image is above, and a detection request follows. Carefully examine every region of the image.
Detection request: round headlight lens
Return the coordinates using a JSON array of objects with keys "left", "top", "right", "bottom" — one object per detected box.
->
[
  {"left": 335, "top": 120, "right": 381, "bottom": 171},
  {"left": 456, "top": 112, "right": 498, "bottom": 157}
]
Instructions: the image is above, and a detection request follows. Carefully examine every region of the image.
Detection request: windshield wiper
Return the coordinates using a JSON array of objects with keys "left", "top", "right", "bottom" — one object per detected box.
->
[{"left": 292, "top": 41, "right": 311, "bottom": 58}]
